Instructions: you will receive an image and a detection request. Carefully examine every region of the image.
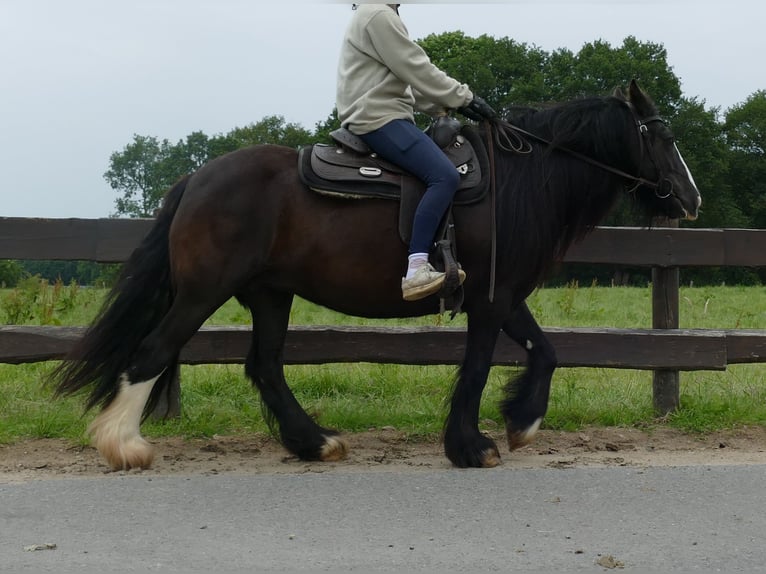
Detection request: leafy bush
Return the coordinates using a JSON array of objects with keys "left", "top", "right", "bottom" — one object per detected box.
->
[
  {"left": 0, "top": 277, "right": 83, "bottom": 325},
  {"left": 0, "top": 260, "right": 24, "bottom": 288}
]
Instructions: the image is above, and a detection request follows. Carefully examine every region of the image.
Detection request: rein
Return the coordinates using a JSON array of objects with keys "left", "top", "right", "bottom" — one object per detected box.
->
[
  {"left": 489, "top": 114, "right": 671, "bottom": 195},
  {"left": 486, "top": 119, "right": 498, "bottom": 302}
]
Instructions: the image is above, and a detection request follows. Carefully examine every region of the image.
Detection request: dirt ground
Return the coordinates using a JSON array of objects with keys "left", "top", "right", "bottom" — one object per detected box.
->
[{"left": 3, "top": 425, "right": 766, "bottom": 483}]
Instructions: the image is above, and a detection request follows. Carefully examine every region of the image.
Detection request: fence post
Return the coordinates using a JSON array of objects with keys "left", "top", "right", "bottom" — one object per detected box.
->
[{"left": 651, "top": 218, "right": 680, "bottom": 414}]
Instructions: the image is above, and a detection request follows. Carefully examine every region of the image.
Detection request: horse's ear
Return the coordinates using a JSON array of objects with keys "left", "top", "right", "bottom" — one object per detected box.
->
[
  {"left": 612, "top": 86, "right": 627, "bottom": 100},
  {"left": 628, "top": 79, "right": 656, "bottom": 114}
]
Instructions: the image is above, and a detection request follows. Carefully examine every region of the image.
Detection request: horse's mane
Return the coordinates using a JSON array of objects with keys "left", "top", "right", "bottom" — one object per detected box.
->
[
  {"left": 489, "top": 96, "right": 639, "bottom": 297},
  {"left": 507, "top": 96, "right": 634, "bottom": 167}
]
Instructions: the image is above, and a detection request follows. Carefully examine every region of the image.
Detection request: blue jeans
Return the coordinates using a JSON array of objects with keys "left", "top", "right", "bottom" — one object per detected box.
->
[{"left": 359, "top": 119, "right": 460, "bottom": 255}]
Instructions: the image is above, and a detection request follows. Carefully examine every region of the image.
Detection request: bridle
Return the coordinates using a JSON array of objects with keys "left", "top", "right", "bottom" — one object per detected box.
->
[
  {"left": 481, "top": 105, "right": 675, "bottom": 303},
  {"left": 627, "top": 114, "right": 675, "bottom": 199}
]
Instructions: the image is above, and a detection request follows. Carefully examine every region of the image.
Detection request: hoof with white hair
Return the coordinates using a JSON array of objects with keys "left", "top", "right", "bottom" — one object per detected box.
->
[
  {"left": 88, "top": 373, "right": 159, "bottom": 470},
  {"left": 319, "top": 434, "right": 349, "bottom": 462},
  {"left": 506, "top": 417, "right": 543, "bottom": 451}
]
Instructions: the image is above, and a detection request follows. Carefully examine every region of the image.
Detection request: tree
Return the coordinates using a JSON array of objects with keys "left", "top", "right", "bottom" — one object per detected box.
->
[
  {"left": 672, "top": 98, "right": 747, "bottom": 229},
  {"left": 418, "top": 31, "right": 547, "bottom": 112},
  {"left": 0, "top": 260, "right": 24, "bottom": 287},
  {"left": 549, "top": 37, "right": 683, "bottom": 117},
  {"left": 226, "top": 115, "right": 314, "bottom": 149},
  {"left": 106, "top": 117, "right": 314, "bottom": 217},
  {"left": 18, "top": 261, "right": 110, "bottom": 285},
  {"left": 419, "top": 33, "right": 683, "bottom": 117},
  {"left": 104, "top": 135, "right": 179, "bottom": 217},
  {"left": 312, "top": 108, "right": 341, "bottom": 144},
  {"left": 724, "top": 91, "right": 766, "bottom": 229},
  {"left": 165, "top": 131, "right": 236, "bottom": 174}
]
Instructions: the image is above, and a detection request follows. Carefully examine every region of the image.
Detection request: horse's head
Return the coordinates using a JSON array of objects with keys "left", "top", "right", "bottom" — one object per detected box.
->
[{"left": 616, "top": 80, "right": 702, "bottom": 221}]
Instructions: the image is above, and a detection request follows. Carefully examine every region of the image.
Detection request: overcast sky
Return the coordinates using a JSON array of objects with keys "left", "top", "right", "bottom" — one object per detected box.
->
[{"left": 2, "top": 1, "right": 763, "bottom": 218}]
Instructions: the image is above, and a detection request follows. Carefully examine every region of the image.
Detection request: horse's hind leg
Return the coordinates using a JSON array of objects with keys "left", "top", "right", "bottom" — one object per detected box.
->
[
  {"left": 243, "top": 287, "right": 348, "bottom": 462},
  {"left": 499, "top": 302, "right": 558, "bottom": 450},
  {"left": 89, "top": 296, "right": 225, "bottom": 470}
]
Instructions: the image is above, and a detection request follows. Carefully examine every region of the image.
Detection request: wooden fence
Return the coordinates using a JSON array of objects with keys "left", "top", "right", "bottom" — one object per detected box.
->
[{"left": 1, "top": 217, "right": 765, "bottom": 414}]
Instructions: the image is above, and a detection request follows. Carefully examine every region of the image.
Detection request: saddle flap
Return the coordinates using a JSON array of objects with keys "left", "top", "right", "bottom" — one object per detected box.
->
[{"left": 310, "top": 145, "right": 402, "bottom": 186}]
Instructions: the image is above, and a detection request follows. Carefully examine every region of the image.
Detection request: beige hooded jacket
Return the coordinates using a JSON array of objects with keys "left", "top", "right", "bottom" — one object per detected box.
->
[{"left": 336, "top": 4, "right": 473, "bottom": 134}]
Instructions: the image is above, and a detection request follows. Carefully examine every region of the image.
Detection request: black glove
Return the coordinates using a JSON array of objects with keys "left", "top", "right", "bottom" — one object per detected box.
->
[{"left": 458, "top": 96, "right": 497, "bottom": 122}]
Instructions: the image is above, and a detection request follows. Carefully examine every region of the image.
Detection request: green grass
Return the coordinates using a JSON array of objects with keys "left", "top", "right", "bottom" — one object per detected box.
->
[{"left": 1, "top": 282, "right": 765, "bottom": 445}]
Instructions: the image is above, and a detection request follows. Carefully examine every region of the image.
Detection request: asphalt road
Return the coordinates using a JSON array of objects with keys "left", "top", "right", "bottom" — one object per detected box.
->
[{"left": 2, "top": 464, "right": 765, "bottom": 573}]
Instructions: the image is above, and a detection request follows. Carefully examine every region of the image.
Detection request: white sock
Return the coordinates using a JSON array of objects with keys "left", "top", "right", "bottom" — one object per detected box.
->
[{"left": 405, "top": 253, "right": 429, "bottom": 280}]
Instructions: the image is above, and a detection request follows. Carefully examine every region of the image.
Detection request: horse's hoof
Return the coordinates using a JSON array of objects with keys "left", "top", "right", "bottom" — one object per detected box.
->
[
  {"left": 89, "top": 409, "right": 155, "bottom": 470},
  {"left": 320, "top": 434, "right": 349, "bottom": 462},
  {"left": 506, "top": 417, "right": 543, "bottom": 451},
  {"left": 94, "top": 433, "right": 155, "bottom": 471},
  {"left": 445, "top": 431, "right": 502, "bottom": 468},
  {"left": 481, "top": 448, "right": 502, "bottom": 468},
  {"left": 87, "top": 375, "right": 158, "bottom": 470}
]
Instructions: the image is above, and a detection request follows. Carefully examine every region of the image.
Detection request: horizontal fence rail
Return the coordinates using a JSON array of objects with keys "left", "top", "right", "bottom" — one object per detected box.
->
[
  {"left": 1, "top": 217, "right": 765, "bottom": 414},
  {"left": 1, "top": 325, "right": 765, "bottom": 370},
  {"left": 1, "top": 217, "right": 766, "bottom": 267}
]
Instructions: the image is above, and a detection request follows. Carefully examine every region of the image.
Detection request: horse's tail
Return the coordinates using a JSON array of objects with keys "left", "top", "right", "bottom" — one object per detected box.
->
[{"left": 51, "top": 175, "right": 190, "bottom": 412}]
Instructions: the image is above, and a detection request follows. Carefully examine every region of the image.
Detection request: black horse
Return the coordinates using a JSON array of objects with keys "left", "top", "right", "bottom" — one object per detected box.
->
[{"left": 52, "top": 81, "right": 701, "bottom": 470}]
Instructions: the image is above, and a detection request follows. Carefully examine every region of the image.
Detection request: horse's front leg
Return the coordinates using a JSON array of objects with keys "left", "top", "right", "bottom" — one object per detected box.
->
[
  {"left": 499, "top": 302, "right": 558, "bottom": 450},
  {"left": 444, "top": 310, "right": 504, "bottom": 468}
]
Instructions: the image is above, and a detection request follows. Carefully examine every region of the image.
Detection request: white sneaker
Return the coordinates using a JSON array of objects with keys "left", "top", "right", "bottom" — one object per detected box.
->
[{"left": 401, "top": 263, "right": 466, "bottom": 301}]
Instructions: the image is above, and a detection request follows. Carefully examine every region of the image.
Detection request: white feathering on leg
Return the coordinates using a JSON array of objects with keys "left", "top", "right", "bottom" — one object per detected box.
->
[
  {"left": 507, "top": 417, "right": 543, "bottom": 451},
  {"left": 88, "top": 372, "right": 161, "bottom": 470}
]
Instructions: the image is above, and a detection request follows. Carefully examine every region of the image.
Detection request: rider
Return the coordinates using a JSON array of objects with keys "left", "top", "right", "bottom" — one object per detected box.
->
[{"left": 336, "top": 4, "right": 497, "bottom": 301}]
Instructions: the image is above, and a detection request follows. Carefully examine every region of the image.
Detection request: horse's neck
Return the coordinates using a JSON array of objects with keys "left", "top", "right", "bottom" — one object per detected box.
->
[
  {"left": 537, "top": 104, "right": 635, "bottom": 235},
  {"left": 496, "top": 102, "right": 637, "bottom": 286}
]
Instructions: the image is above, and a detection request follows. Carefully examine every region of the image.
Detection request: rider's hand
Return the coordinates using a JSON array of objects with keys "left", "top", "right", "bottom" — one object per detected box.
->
[{"left": 458, "top": 96, "right": 498, "bottom": 121}]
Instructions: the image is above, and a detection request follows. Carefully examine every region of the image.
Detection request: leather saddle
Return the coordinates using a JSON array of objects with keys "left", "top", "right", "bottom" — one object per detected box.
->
[{"left": 298, "top": 122, "right": 490, "bottom": 245}]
